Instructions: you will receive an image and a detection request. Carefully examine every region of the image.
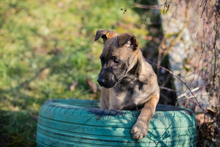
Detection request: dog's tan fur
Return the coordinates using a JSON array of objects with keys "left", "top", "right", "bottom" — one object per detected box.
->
[{"left": 95, "top": 29, "right": 160, "bottom": 140}]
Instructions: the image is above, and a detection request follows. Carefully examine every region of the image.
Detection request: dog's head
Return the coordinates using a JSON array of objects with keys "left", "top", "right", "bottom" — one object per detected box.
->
[{"left": 95, "top": 29, "right": 139, "bottom": 88}]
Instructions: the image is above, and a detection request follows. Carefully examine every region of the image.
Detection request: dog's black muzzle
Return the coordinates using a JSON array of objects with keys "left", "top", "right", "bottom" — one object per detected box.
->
[{"left": 97, "top": 68, "right": 117, "bottom": 88}]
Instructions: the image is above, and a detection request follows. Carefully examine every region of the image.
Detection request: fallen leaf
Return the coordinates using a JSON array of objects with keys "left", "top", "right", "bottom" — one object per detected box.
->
[
  {"left": 39, "top": 68, "right": 50, "bottom": 78},
  {"left": 70, "top": 82, "right": 78, "bottom": 91},
  {"left": 86, "top": 78, "right": 97, "bottom": 93},
  {"left": 206, "top": 108, "right": 217, "bottom": 118},
  {"left": 195, "top": 113, "right": 212, "bottom": 127},
  {"left": 143, "top": 35, "right": 153, "bottom": 41}
]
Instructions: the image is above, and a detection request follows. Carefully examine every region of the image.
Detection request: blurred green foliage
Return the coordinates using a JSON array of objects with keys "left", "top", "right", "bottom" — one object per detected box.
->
[{"left": 0, "top": 0, "right": 150, "bottom": 146}]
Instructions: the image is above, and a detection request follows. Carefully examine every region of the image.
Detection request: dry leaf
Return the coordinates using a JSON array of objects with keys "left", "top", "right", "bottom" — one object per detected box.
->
[
  {"left": 86, "top": 78, "right": 97, "bottom": 93},
  {"left": 70, "top": 82, "right": 78, "bottom": 91},
  {"left": 39, "top": 68, "right": 50, "bottom": 78},
  {"left": 206, "top": 108, "right": 217, "bottom": 118},
  {"left": 143, "top": 35, "right": 153, "bottom": 41}
]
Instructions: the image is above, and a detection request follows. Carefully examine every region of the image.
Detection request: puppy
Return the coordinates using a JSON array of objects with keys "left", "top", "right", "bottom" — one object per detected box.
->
[{"left": 95, "top": 29, "right": 160, "bottom": 140}]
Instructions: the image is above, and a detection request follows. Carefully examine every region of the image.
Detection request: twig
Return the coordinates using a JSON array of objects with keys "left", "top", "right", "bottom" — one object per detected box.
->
[
  {"left": 194, "top": 0, "right": 208, "bottom": 36},
  {"left": 157, "top": 36, "right": 165, "bottom": 75},
  {"left": 184, "top": 92, "right": 213, "bottom": 99},
  {"left": 146, "top": 58, "right": 200, "bottom": 105},
  {"left": 161, "top": 73, "right": 172, "bottom": 87},
  {"left": 145, "top": 58, "right": 220, "bottom": 127},
  {"left": 189, "top": 18, "right": 206, "bottom": 88},
  {"left": 213, "top": 10, "right": 219, "bottom": 92},
  {"left": 177, "top": 87, "right": 200, "bottom": 99},
  {"left": 160, "top": 86, "right": 181, "bottom": 93},
  {"left": 196, "top": 48, "right": 219, "bottom": 54}
]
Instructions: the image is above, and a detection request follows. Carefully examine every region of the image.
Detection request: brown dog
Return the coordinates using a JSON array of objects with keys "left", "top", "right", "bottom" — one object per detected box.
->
[{"left": 95, "top": 29, "right": 160, "bottom": 140}]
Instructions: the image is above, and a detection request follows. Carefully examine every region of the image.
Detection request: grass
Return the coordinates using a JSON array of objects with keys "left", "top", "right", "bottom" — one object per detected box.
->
[{"left": 0, "top": 0, "right": 152, "bottom": 146}]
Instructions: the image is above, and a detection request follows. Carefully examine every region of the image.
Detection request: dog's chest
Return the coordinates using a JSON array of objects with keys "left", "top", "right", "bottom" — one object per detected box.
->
[
  {"left": 113, "top": 75, "right": 148, "bottom": 109},
  {"left": 118, "top": 76, "right": 143, "bottom": 93}
]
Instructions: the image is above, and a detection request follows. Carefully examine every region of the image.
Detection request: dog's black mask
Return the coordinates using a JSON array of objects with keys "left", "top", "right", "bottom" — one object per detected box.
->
[{"left": 97, "top": 57, "right": 127, "bottom": 88}]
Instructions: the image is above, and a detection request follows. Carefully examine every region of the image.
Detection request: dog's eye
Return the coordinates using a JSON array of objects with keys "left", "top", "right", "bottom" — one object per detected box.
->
[{"left": 111, "top": 56, "right": 120, "bottom": 63}]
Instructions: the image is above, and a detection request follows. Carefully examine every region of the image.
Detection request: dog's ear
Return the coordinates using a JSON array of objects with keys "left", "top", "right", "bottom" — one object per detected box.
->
[
  {"left": 94, "top": 29, "right": 118, "bottom": 42},
  {"left": 118, "top": 33, "right": 138, "bottom": 50}
]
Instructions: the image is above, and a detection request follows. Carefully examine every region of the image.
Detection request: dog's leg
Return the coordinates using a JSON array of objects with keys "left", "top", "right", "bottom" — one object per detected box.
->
[{"left": 131, "top": 94, "right": 159, "bottom": 140}]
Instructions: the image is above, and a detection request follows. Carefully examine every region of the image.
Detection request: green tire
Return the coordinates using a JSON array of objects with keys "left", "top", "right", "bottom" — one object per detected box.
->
[{"left": 36, "top": 99, "right": 197, "bottom": 147}]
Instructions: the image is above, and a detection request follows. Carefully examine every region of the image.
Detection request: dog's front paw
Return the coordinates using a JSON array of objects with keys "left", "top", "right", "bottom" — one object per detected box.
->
[{"left": 131, "top": 121, "right": 148, "bottom": 140}]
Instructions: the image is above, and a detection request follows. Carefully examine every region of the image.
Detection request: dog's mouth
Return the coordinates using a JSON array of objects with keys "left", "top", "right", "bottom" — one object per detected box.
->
[{"left": 99, "top": 83, "right": 115, "bottom": 88}]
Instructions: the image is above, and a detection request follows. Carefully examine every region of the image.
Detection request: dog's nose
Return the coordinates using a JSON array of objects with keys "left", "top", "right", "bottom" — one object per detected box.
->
[{"left": 97, "top": 77, "right": 106, "bottom": 85}]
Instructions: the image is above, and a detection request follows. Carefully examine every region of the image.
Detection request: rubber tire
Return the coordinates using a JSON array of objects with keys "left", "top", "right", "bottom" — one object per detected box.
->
[{"left": 36, "top": 99, "right": 197, "bottom": 147}]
